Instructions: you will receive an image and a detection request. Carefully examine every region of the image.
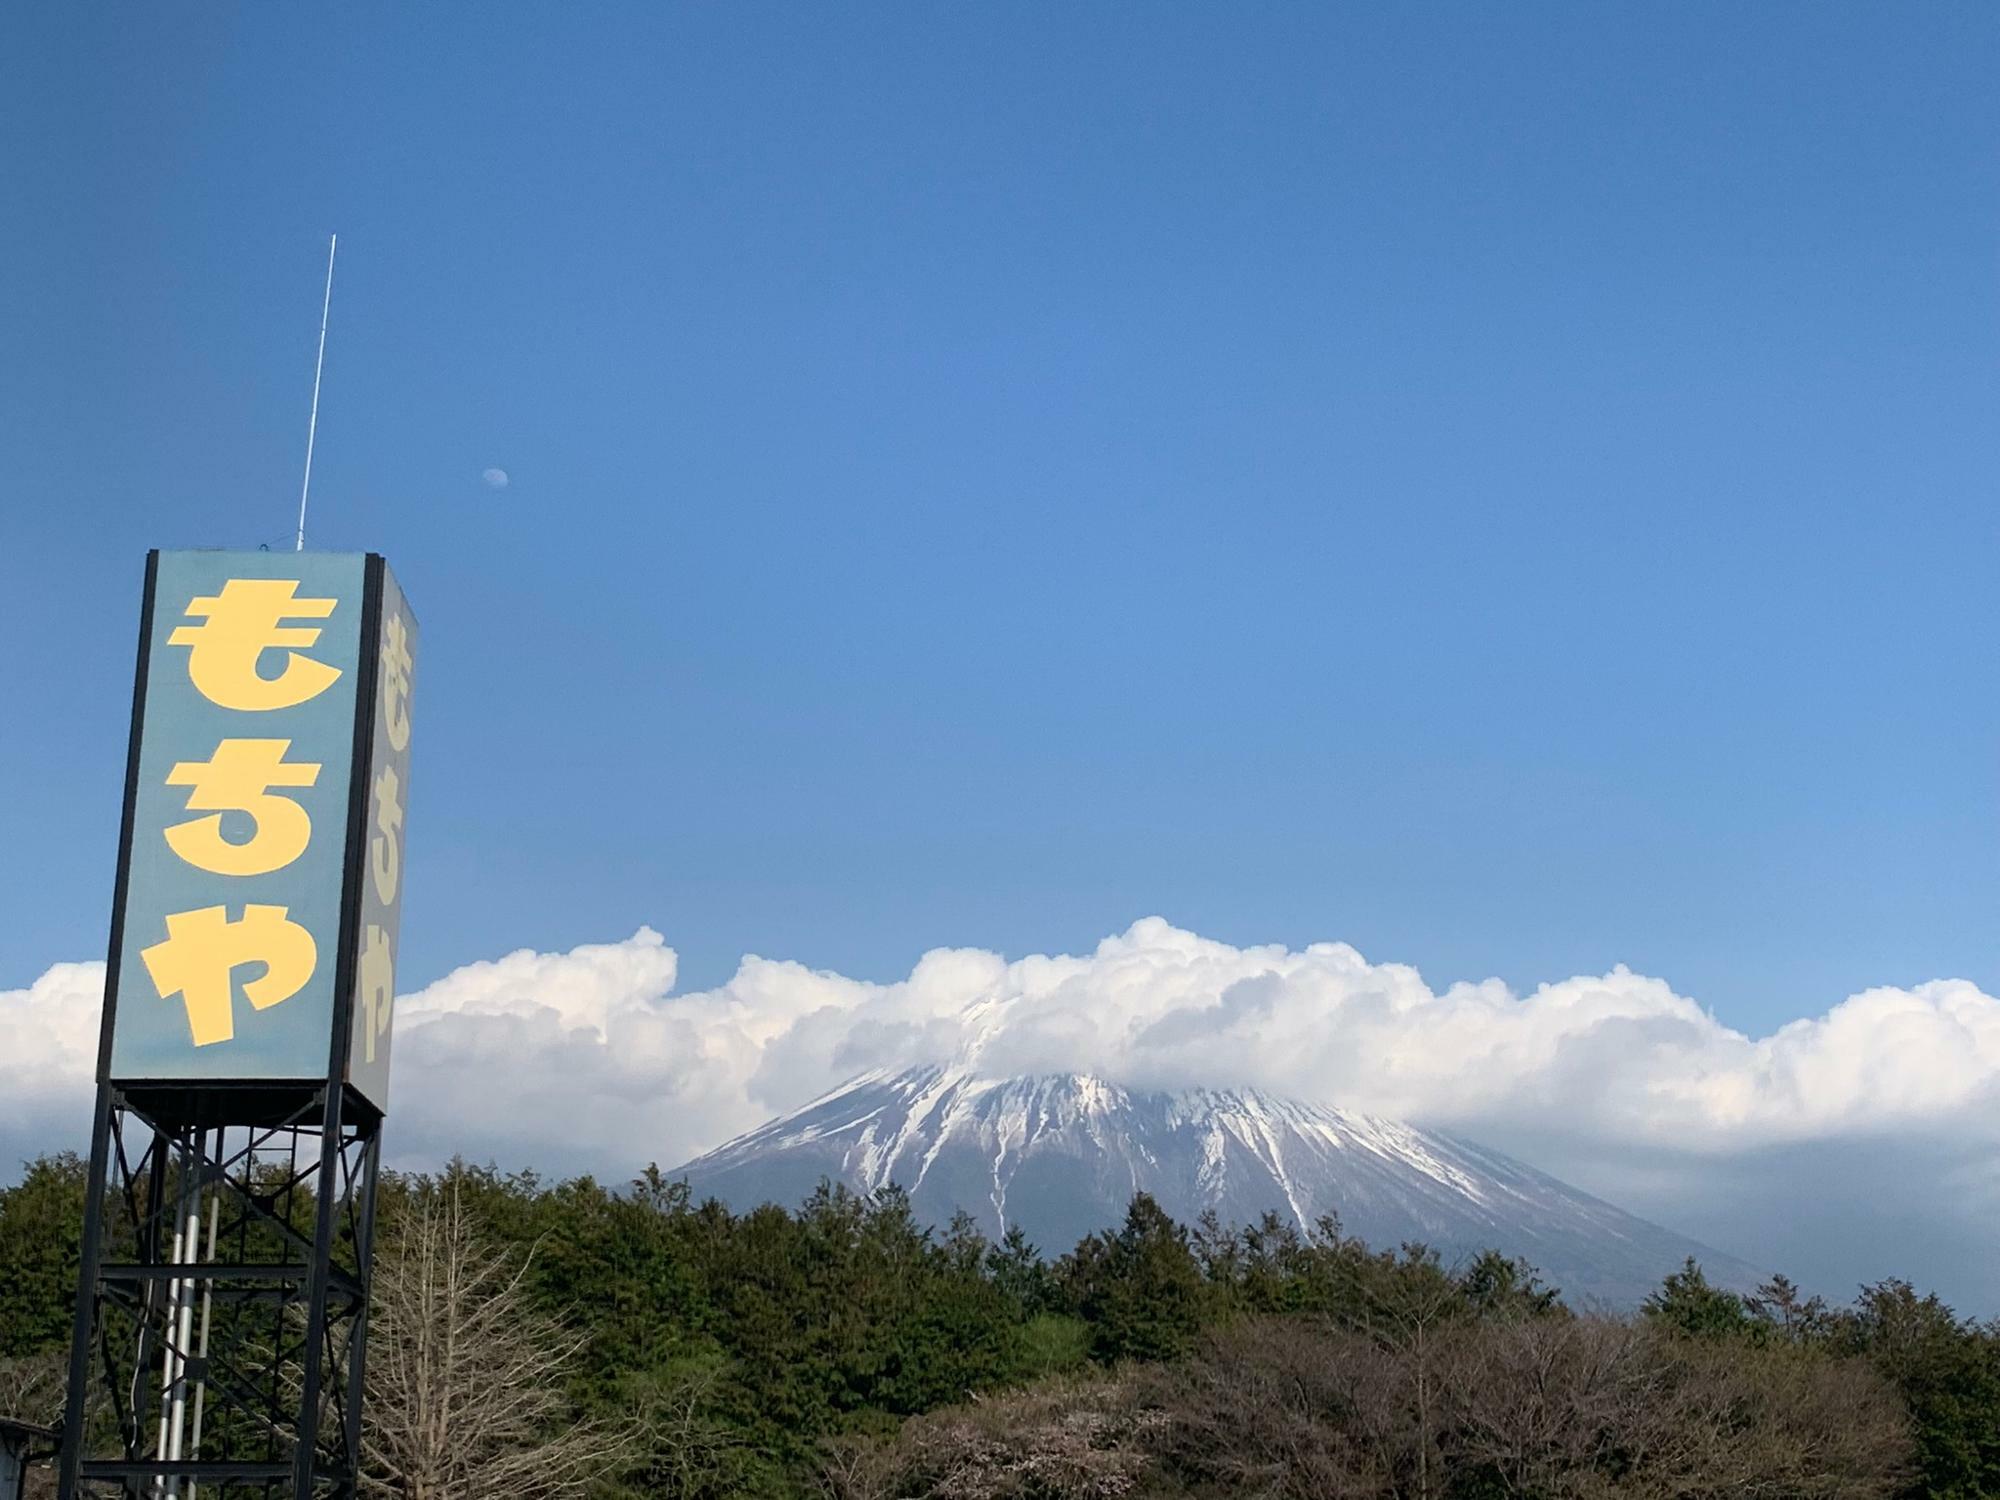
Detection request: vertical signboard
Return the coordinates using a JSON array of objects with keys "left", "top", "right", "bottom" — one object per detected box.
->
[{"left": 105, "top": 550, "right": 415, "bottom": 1111}]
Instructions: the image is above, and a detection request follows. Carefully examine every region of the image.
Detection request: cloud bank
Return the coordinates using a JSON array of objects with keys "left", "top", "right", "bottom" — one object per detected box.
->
[{"left": 8, "top": 919, "right": 1998, "bottom": 1307}]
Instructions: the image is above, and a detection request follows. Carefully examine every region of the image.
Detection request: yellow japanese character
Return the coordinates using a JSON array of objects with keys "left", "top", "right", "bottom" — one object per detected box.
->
[
  {"left": 168, "top": 579, "right": 342, "bottom": 711},
  {"left": 379, "top": 610, "right": 412, "bottom": 751},
  {"left": 163, "top": 739, "right": 321, "bottom": 876},
  {"left": 140, "top": 904, "right": 318, "bottom": 1048},
  {"left": 369, "top": 764, "right": 403, "bottom": 903},
  {"left": 357, "top": 924, "right": 394, "bottom": 1064}
]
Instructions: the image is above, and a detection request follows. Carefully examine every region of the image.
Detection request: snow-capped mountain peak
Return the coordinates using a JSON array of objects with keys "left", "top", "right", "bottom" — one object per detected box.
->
[{"left": 673, "top": 1066, "right": 1764, "bottom": 1307}]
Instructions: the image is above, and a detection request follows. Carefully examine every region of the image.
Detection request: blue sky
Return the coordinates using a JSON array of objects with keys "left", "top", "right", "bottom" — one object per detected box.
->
[{"left": 3, "top": 3, "right": 1995, "bottom": 1041}]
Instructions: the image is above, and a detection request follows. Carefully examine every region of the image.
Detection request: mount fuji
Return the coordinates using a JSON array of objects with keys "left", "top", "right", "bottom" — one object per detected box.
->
[{"left": 671, "top": 1065, "right": 1764, "bottom": 1308}]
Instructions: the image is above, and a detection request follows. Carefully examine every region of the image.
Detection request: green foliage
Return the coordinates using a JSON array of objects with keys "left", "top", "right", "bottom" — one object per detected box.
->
[
  {"left": 0, "top": 1150, "right": 1990, "bottom": 1499},
  {"left": 1458, "top": 1247, "right": 1563, "bottom": 1321},
  {"left": 987, "top": 1224, "right": 1060, "bottom": 1318},
  {"left": 1837, "top": 1279, "right": 2000, "bottom": 1500},
  {"left": 1013, "top": 1315, "right": 1092, "bottom": 1380},
  {"left": 1748, "top": 1270, "right": 1835, "bottom": 1342},
  {"left": 1642, "top": 1257, "right": 2000, "bottom": 1500},
  {"left": 1060, "top": 1194, "right": 1206, "bottom": 1364},
  {"left": 1644, "top": 1255, "right": 1758, "bottom": 1340},
  {"left": 0, "top": 1153, "right": 86, "bottom": 1358}
]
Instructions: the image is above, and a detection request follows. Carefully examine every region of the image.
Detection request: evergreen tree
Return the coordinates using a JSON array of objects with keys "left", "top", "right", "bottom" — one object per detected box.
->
[
  {"left": 1838, "top": 1278, "right": 2000, "bottom": 1499},
  {"left": 0, "top": 1154, "right": 85, "bottom": 1359},
  {"left": 985, "top": 1223, "right": 1057, "bottom": 1319},
  {"left": 1642, "top": 1257, "right": 1756, "bottom": 1340},
  {"left": 1061, "top": 1193, "right": 1205, "bottom": 1363},
  {"left": 1459, "top": 1249, "right": 1562, "bottom": 1321},
  {"left": 1746, "top": 1271, "right": 1832, "bottom": 1343},
  {"left": 0, "top": 1150, "right": 1981, "bottom": 1500}
]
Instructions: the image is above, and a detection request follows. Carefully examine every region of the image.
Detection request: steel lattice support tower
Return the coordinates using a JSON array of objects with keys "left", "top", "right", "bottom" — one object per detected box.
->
[{"left": 61, "top": 1087, "right": 382, "bottom": 1498}]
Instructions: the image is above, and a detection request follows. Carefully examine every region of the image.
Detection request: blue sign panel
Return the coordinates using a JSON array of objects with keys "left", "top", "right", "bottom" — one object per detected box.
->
[{"left": 105, "top": 551, "right": 406, "bottom": 1094}]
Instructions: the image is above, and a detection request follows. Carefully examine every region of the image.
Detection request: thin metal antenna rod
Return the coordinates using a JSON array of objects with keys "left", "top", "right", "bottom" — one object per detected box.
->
[{"left": 295, "top": 232, "right": 337, "bottom": 552}]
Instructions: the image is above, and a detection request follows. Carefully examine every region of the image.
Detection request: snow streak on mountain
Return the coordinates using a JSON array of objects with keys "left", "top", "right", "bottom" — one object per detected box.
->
[{"left": 672, "top": 1066, "right": 1764, "bottom": 1308}]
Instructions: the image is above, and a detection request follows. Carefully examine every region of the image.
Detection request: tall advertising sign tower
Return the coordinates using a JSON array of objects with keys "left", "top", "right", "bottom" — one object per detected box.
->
[{"left": 60, "top": 552, "right": 418, "bottom": 1498}]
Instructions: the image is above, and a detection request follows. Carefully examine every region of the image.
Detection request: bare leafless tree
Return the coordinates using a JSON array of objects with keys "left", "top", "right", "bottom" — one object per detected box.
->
[
  {"left": 1139, "top": 1323, "right": 1398, "bottom": 1499},
  {"left": 621, "top": 1359, "right": 750, "bottom": 1500},
  {"left": 361, "top": 1181, "right": 631, "bottom": 1500},
  {"left": 0, "top": 1350, "right": 65, "bottom": 1430},
  {"left": 1346, "top": 1252, "right": 1468, "bottom": 1500},
  {"left": 1136, "top": 1313, "right": 1911, "bottom": 1500},
  {"left": 1631, "top": 1333, "right": 1912, "bottom": 1500},
  {"left": 819, "top": 1375, "right": 1159, "bottom": 1500},
  {"left": 1440, "top": 1314, "right": 1669, "bottom": 1494}
]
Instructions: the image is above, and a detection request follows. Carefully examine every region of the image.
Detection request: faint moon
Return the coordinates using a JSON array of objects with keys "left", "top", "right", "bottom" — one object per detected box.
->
[{"left": 482, "top": 467, "right": 510, "bottom": 490}]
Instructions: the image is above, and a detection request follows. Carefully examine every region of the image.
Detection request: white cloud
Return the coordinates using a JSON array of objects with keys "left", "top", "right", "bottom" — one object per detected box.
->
[
  {"left": 0, "top": 961, "right": 103, "bottom": 1152},
  {"left": 9, "top": 920, "right": 1999, "bottom": 1304}
]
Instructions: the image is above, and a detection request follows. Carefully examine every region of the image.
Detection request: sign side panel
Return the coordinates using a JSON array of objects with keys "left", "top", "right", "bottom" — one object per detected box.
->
[{"left": 347, "top": 562, "right": 415, "bottom": 1112}]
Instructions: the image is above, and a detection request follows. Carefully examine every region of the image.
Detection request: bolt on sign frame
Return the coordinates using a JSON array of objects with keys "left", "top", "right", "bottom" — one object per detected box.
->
[{"left": 62, "top": 551, "right": 417, "bottom": 1499}]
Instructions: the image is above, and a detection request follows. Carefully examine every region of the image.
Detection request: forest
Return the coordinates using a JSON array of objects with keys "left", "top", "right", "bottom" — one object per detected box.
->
[{"left": 3, "top": 1151, "right": 1996, "bottom": 1499}]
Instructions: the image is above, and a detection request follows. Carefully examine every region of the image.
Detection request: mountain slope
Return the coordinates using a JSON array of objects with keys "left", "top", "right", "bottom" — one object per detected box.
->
[{"left": 672, "top": 1066, "right": 1763, "bottom": 1308}]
